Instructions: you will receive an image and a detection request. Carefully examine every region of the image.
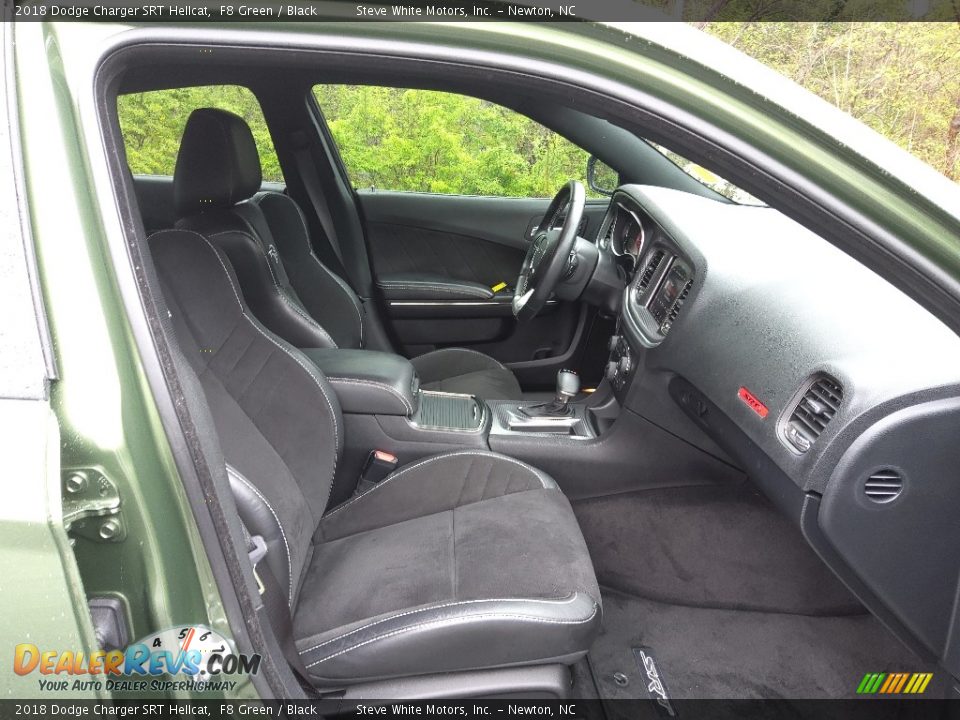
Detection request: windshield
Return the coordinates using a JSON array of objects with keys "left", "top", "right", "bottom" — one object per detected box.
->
[{"left": 647, "top": 142, "right": 766, "bottom": 206}]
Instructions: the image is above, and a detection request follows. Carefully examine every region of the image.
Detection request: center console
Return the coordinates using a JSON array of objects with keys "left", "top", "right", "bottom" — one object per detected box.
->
[
  {"left": 304, "top": 347, "right": 625, "bottom": 505},
  {"left": 488, "top": 369, "right": 600, "bottom": 438},
  {"left": 303, "top": 348, "right": 491, "bottom": 504},
  {"left": 488, "top": 400, "right": 597, "bottom": 438},
  {"left": 412, "top": 390, "right": 487, "bottom": 433}
]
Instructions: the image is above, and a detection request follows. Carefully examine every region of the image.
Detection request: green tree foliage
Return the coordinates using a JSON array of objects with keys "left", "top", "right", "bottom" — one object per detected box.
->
[
  {"left": 311, "top": 85, "right": 596, "bottom": 197},
  {"left": 704, "top": 22, "right": 960, "bottom": 181},
  {"left": 682, "top": 0, "right": 959, "bottom": 22},
  {"left": 118, "top": 25, "right": 960, "bottom": 194},
  {"left": 118, "top": 85, "right": 284, "bottom": 181}
]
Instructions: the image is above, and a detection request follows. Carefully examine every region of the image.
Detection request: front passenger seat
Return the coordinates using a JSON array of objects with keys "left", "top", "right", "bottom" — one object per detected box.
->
[
  {"left": 147, "top": 228, "right": 601, "bottom": 689},
  {"left": 173, "top": 108, "right": 523, "bottom": 401}
]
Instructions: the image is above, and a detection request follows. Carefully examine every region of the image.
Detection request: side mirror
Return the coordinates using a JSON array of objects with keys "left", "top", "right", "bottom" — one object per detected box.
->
[{"left": 587, "top": 155, "right": 618, "bottom": 196}]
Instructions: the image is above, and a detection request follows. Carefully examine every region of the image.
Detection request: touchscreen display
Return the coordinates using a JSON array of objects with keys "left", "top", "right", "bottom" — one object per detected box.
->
[{"left": 649, "top": 263, "right": 689, "bottom": 326}]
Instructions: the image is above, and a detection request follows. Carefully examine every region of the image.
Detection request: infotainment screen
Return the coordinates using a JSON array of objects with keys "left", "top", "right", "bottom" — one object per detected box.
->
[{"left": 649, "top": 262, "right": 689, "bottom": 326}]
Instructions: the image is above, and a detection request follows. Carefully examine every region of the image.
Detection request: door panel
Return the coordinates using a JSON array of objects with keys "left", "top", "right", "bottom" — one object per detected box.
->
[{"left": 359, "top": 190, "right": 609, "bottom": 387}]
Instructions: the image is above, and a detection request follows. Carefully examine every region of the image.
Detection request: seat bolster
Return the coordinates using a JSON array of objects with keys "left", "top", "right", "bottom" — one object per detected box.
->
[
  {"left": 253, "top": 191, "right": 365, "bottom": 349},
  {"left": 318, "top": 450, "right": 556, "bottom": 542},
  {"left": 296, "top": 593, "right": 600, "bottom": 685},
  {"left": 178, "top": 212, "right": 338, "bottom": 350}
]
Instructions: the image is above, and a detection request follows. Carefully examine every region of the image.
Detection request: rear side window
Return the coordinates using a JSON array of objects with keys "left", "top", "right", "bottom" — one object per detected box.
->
[
  {"left": 312, "top": 85, "right": 600, "bottom": 198},
  {"left": 117, "top": 85, "right": 283, "bottom": 182}
]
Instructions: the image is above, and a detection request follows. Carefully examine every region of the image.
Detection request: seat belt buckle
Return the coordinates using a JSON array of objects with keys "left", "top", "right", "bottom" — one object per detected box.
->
[
  {"left": 247, "top": 534, "right": 268, "bottom": 596},
  {"left": 356, "top": 450, "right": 398, "bottom": 495}
]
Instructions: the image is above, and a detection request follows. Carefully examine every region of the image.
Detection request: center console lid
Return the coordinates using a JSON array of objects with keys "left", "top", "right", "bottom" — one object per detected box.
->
[{"left": 304, "top": 348, "right": 420, "bottom": 416}]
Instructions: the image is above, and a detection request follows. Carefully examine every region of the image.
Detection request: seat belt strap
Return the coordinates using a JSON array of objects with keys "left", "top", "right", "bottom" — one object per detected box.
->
[
  {"left": 290, "top": 131, "right": 356, "bottom": 290},
  {"left": 239, "top": 522, "right": 314, "bottom": 687}
]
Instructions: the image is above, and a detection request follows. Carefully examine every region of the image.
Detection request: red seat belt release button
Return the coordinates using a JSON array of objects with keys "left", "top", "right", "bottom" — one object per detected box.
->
[{"left": 358, "top": 450, "right": 399, "bottom": 492}]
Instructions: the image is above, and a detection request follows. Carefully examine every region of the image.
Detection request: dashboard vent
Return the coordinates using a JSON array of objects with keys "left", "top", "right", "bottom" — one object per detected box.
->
[
  {"left": 600, "top": 214, "right": 616, "bottom": 246},
  {"left": 667, "top": 279, "right": 694, "bottom": 324},
  {"left": 864, "top": 469, "right": 903, "bottom": 503},
  {"left": 637, "top": 249, "right": 665, "bottom": 293},
  {"left": 783, "top": 375, "right": 843, "bottom": 453}
]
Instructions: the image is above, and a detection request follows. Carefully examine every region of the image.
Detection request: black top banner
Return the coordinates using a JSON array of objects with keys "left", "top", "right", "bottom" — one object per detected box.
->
[{"left": 6, "top": 0, "right": 960, "bottom": 22}]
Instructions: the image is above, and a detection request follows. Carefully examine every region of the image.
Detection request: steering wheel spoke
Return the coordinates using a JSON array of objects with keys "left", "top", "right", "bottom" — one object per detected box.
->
[{"left": 512, "top": 181, "right": 585, "bottom": 321}]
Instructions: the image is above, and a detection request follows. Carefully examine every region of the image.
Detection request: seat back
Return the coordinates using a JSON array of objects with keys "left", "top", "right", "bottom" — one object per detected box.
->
[
  {"left": 149, "top": 227, "right": 343, "bottom": 607},
  {"left": 173, "top": 108, "right": 363, "bottom": 350},
  {"left": 253, "top": 190, "right": 364, "bottom": 348}
]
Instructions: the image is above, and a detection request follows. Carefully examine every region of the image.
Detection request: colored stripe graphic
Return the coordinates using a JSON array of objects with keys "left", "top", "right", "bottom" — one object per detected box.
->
[
  {"left": 857, "top": 673, "right": 885, "bottom": 694},
  {"left": 856, "top": 672, "right": 932, "bottom": 694},
  {"left": 879, "top": 674, "right": 897, "bottom": 693}
]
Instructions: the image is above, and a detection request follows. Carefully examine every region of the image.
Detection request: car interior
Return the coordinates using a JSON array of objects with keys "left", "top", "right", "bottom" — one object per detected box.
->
[{"left": 100, "top": 36, "right": 960, "bottom": 704}]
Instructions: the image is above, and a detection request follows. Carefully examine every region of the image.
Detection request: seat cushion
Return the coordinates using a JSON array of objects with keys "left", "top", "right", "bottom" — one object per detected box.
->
[
  {"left": 293, "top": 450, "right": 601, "bottom": 686},
  {"left": 411, "top": 348, "right": 522, "bottom": 400}
]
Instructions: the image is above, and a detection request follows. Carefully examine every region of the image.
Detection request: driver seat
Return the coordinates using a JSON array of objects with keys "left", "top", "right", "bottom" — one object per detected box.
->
[{"left": 173, "top": 108, "right": 522, "bottom": 400}]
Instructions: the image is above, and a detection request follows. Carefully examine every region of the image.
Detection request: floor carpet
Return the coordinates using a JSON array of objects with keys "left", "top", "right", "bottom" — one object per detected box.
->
[{"left": 586, "top": 588, "right": 943, "bottom": 702}]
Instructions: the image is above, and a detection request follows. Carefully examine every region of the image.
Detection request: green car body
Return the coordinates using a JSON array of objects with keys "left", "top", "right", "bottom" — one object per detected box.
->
[{"left": 3, "top": 18, "right": 959, "bottom": 700}]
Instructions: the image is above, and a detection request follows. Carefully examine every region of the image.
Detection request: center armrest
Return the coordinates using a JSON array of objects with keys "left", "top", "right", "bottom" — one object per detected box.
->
[{"left": 302, "top": 349, "right": 419, "bottom": 417}]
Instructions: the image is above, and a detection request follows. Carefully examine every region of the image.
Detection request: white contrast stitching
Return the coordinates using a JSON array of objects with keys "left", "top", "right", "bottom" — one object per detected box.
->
[
  {"left": 298, "top": 594, "right": 581, "bottom": 655},
  {"left": 303, "top": 602, "right": 600, "bottom": 668},
  {"left": 325, "top": 377, "right": 414, "bottom": 415},
  {"left": 376, "top": 280, "right": 493, "bottom": 299},
  {"left": 321, "top": 450, "right": 552, "bottom": 521},
  {"left": 226, "top": 464, "right": 294, "bottom": 606},
  {"left": 257, "top": 193, "right": 365, "bottom": 347},
  {"left": 173, "top": 229, "right": 341, "bottom": 510},
  {"left": 209, "top": 229, "right": 338, "bottom": 349}
]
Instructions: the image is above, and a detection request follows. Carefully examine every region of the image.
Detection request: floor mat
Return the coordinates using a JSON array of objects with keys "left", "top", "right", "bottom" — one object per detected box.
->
[
  {"left": 587, "top": 589, "right": 944, "bottom": 703},
  {"left": 573, "top": 485, "right": 862, "bottom": 615}
]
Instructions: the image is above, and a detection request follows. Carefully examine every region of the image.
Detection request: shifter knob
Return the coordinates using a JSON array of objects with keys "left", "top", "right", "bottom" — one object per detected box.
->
[{"left": 556, "top": 369, "right": 580, "bottom": 401}]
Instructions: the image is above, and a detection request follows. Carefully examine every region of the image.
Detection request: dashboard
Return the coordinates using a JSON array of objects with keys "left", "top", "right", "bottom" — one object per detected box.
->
[
  {"left": 598, "top": 191, "right": 697, "bottom": 347},
  {"left": 596, "top": 184, "right": 960, "bottom": 672},
  {"left": 597, "top": 200, "right": 647, "bottom": 260}
]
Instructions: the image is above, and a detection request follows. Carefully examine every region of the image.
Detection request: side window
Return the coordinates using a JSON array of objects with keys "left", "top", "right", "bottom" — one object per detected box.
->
[
  {"left": 117, "top": 85, "right": 283, "bottom": 182},
  {"left": 312, "top": 85, "right": 601, "bottom": 198}
]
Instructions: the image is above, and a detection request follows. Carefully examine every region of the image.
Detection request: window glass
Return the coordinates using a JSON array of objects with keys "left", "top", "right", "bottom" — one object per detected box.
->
[
  {"left": 117, "top": 85, "right": 283, "bottom": 182},
  {"left": 312, "top": 85, "right": 605, "bottom": 198}
]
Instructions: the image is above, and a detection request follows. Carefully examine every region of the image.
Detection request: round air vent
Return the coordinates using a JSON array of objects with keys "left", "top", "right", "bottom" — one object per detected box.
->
[{"left": 864, "top": 469, "right": 903, "bottom": 503}]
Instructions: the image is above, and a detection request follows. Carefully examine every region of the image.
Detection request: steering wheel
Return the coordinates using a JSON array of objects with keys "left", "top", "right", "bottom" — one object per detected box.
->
[{"left": 512, "top": 180, "right": 586, "bottom": 321}]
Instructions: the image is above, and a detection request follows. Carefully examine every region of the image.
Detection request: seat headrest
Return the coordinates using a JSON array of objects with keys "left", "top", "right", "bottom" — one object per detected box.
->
[{"left": 173, "top": 108, "right": 262, "bottom": 217}]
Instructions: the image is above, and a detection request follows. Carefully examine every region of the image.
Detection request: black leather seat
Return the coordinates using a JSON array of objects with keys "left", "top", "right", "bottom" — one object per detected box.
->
[
  {"left": 173, "top": 108, "right": 522, "bottom": 401},
  {"left": 147, "top": 228, "right": 600, "bottom": 686}
]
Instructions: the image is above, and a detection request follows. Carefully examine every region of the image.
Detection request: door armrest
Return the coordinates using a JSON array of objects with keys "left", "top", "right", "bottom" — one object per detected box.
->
[{"left": 376, "top": 273, "right": 495, "bottom": 301}]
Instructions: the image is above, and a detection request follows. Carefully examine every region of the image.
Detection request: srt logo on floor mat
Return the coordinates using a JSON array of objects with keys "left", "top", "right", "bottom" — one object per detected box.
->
[{"left": 632, "top": 646, "right": 676, "bottom": 717}]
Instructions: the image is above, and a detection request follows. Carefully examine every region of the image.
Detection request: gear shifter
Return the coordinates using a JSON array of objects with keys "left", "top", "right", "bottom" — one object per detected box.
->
[{"left": 520, "top": 369, "right": 580, "bottom": 418}]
